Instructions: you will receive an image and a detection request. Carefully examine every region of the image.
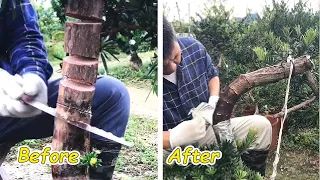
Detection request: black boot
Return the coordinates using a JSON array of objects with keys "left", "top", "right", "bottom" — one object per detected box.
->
[
  {"left": 89, "top": 139, "right": 122, "bottom": 180},
  {"left": 241, "top": 150, "right": 269, "bottom": 176}
]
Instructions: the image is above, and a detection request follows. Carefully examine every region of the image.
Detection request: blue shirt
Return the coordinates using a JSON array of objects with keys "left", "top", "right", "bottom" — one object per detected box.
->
[
  {"left": 163, "top": 37, "right": 218, "bottom": 131},
  {"left": 0, "top": 0, "right": 53, "bottom": 83}
]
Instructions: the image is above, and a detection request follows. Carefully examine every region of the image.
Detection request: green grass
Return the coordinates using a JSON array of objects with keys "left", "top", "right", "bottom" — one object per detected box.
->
[
  {"left": 102, "top": 62, "right": 153, "bottom": 87},
  {"left": 116, "top": 115, "right": 158, "bottom": 178},
  {"left": 6, "top": 115, "right": 158, "bottom": 179},
  {"left": 282, "top": 128, "right": 319, "bottom": 153},
  {"left": 48, "top": 50, "right": 155, "bottom": 72}
]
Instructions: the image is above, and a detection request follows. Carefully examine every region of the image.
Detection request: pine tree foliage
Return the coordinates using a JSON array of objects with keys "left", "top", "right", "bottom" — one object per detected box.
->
[{"left": 164, "top": 129, "right": 263, "bottom": 180}]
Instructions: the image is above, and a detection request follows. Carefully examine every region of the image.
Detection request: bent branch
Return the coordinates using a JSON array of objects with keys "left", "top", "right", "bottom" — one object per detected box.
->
[{"left": 212, "top": 56, "right": 313, "bottom": 125}]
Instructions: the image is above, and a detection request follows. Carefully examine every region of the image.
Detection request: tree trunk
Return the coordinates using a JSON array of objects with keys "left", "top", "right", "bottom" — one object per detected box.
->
[
  {"left": 52, "top": 0, "right": 104, "bottom": 179},
  {"left": 212, "top": 56, "right": 313, "bottom": 127},
  {"left": 64, "top": 22, "right": 101, "bottom": 59},
  {"left": 62, "top": 56, "right": 98, "bottom": 86},
  {"left": 65, "top": 0, "right": 104, "bottom": 21},
  {"left": 130, "top": 52, "right": 143, "bottom": 71}
]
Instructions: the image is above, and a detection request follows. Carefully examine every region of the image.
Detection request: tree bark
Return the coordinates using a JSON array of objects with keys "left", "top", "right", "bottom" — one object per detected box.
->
[
  {"left": 65, "top": 0, "right": 104, "bottom": 21},
  {"left": 57, "top": 80, "right": 95, "bottom": 111},
  {"left": 62, "top": 56, "right": 98, "bottom": 86},
  {"left": 305, "top": 71, "right": 319, "bottom": 96},
  {"left": 52, "top": 1, "right": 103, "bottom": 179},
  {"left": 212, "top": 56, "right": 313, "bottom": 125},
  {"left": 130, "top": 52, "right": 142, "bottom": 71},
  {"left": 65, "top": 22, "right": 101, "bottom": 59},
  {"left": 52, "top": 79, "right": 95, "bottom": 179}
]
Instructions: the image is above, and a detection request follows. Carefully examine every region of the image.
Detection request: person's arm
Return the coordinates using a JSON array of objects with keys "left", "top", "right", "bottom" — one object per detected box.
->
[
  {"left": 163, "top": 131, "right": 171, "bottom": 149},
  {"left": 204, "top": 49, "right": 220, "bottom": 106},
  {"left": 209, "top": 76, "right": 220, "bottom": 96},
  {"left": 162, "top": 117, "right": 207, "bottom": 150},
  {"left": 5, "top": 0, "right": 53, "bottom": 83}
]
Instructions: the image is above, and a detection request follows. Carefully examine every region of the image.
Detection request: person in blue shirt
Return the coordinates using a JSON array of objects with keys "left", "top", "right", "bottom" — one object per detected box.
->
[
  {"left": 162, "top": 16, "right": 272, "bottom": 176},
  {"left": 0, "top": 1, "right": 130, "bottom": 179}
]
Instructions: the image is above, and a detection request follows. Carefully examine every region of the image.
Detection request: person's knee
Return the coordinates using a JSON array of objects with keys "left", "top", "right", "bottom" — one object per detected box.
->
[
  {"left": 91, "top": 76, "right": 130, "bottom": 137},
  {"left": 249, "top": 115, "right": 272, "bottom": 149},
  {"left": 249, "top": 115, "right": 271, "bottom": 131},
  {"left": 94, "top": 76, "right": 130, "bottom": 112}
]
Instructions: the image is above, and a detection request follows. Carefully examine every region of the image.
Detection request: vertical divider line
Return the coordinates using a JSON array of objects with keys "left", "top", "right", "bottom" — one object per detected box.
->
[{"left": 157, "top": 2, "right": 164, "bottom": 179}]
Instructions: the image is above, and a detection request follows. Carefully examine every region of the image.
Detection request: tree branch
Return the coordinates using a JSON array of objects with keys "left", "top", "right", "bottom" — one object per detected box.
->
[
  {"left": 273, "top": 96, "right": 317, "bottom": 118},
  {"left": 212, "top": 55, "right": 313, "bottom": 125},
  {"left": 248, "top": 90, "right": 259, "bottom": 114},
  {"left": 217, "top": 53, "right": 223, "bottom": 69},
  {"left": 304, "top": 71, "right": 319, "bottom": 96}
]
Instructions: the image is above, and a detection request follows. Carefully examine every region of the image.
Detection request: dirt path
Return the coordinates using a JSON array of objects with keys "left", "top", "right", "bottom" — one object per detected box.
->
[
  {"left": 265, "top": 149, "right": 318, "bottom": 179},
  {"left": 2, "top": 85, "right": 158, "bottom": 180},
  {"left": 127, "top": 85, "right": 158, "bottom": 120}
]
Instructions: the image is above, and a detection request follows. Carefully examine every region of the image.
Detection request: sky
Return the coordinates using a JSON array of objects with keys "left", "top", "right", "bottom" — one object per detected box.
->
[
  {"left": 163, "top": 0, "right": 320, "bottom": 22},
  {"left": 32, "top": 0, "right": 319, "bottom": 22}
]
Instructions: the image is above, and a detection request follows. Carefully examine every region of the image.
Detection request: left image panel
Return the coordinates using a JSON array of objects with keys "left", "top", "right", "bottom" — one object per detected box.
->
[{"left": 0, "top": 0, "right": 158, "bottom": 179}]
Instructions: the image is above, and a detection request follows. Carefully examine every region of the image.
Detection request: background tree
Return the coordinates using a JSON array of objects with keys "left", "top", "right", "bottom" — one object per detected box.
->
[
  {"left": 51, "top": 0, "right": 157, "bottom": 70},
  {"left": 191, "top": 0, "right": 319, "bottom": 129}
]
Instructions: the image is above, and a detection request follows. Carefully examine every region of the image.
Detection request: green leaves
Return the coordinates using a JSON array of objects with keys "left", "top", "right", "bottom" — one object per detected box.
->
[
  {"left": 282, "top": 27, "right": 292, "bottom": 42},
  {"left": 192, "top": 2, "right": 240, "bottom": 59},
  {"left": 294, "top": 25, "right": 302, "bottom": 37},
  {"left": 100, "top": 36, "right": 120, "bottom": 74},
  {"left": 235, "top": 169, "right": 247, "bottom": 180},
  {"left": 141, "top": 53, "right": 158, "bottom": 97},
  {"left": 79, "top": 150, "right": 102, "bottom": 168},
  {"left": 302, "top": 28, "right": 318, "bottom": 47},
  {"left": 35, "top": 2, "right": 64, "bottom": 38},
  {"left": 236, "top": 128, "right": 258, "bottom": 154},
  {"left": 164, "top": 132, "right": 261, "bottom": 180},
  {"left": 51, "top": 31, "right": 65, "bottom": 41},
  {"left": 253, "top": 47, "right": 268, "bottom": 61}
]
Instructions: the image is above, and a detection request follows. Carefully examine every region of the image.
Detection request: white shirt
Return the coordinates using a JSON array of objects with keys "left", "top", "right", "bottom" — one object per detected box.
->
[{"left": 163, "top": 71, "right": 177, "bottom": 85}]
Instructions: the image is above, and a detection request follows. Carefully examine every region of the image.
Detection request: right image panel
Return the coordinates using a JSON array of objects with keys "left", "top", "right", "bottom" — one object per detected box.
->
[{"left": 162, "top": 0, "right": 319, "bottom": 179}]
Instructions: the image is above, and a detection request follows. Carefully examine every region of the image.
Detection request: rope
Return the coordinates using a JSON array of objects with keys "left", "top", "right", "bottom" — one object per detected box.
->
[{"left": 270, "top": 60, "right": 294, "bottom": 180}]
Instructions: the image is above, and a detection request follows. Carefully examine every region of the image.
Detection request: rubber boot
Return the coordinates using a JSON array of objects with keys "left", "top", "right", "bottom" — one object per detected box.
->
[
  {"left": 241, "top": 150, "right": 269, "bottom": 176},
  {"left": 89, "top": 139, "right": 122, "bottom": 180}
]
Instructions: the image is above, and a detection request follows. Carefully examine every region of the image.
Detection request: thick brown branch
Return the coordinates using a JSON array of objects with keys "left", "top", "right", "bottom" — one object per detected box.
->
[
  {"left": 305, "top": 71, "right": 319, "bottom": 96},
  {"left": 212, "top": 56, "right": 313, "bottom": 125},
  {"left": 273, "top": 96, "right": 317, "bottom": 118}
]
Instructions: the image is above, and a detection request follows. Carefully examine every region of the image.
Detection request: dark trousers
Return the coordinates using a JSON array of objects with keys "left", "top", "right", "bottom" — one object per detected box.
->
[{"left": 0, "top": 75, "right": 130, "bottom": 143}]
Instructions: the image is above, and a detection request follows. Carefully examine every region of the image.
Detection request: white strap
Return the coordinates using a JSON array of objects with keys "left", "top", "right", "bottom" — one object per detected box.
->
[{"left": 270, "top": 60, "right": 294, "bottom": 179}]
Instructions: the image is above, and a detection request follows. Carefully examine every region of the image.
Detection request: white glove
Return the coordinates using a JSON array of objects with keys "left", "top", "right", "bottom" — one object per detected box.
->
[
  {"left": 169, "top": 116, "right": 207, "bottom": 149},
  {"left": 208, "top": 95, "right": 219, "bottom": 110},
  {"left": 0, "top": 69, "right": 48, "bottom": 118},
  {"left": 189, "top": 102, "right": 215, "bottom": 126}
]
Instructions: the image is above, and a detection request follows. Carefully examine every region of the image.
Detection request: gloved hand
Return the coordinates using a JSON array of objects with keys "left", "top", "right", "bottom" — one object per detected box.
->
[
  {"left": 0, "top": 69, "right": 47, "bottom": 118},
  {"left": 169, "top": 116, "right": 207, "bottom": 149},
  {"left": 208, "top": 95, "right": 219, "bottom": 110},
  {"left": 189, "top": 102, "right": 215, "bottom": 125}
]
